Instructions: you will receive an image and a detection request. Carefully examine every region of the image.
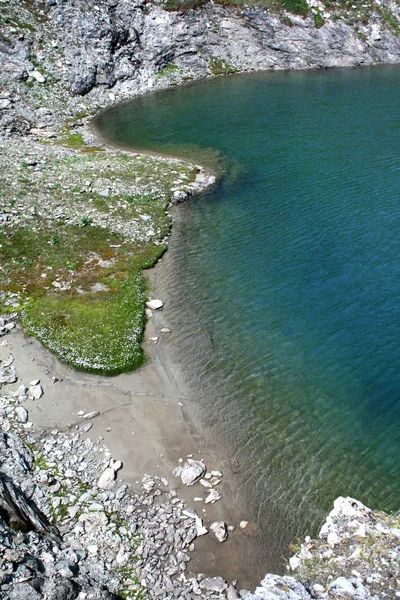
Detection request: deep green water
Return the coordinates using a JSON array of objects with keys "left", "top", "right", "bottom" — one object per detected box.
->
[{"left": 95, "top": 67, "right": 400, "bottom": 569}]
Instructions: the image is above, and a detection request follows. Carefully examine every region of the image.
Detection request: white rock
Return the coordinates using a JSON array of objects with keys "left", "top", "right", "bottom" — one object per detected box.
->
[
  {"left": 210, "top": 521, "right": 228, "bottom": 542},
  {"left": 146, "top": 299, "right": 163, "bottom": 310},
  {"left": 289, "top": 555, "right": 301, "bottom": 571},
  {"left": 205, "top": 489, "right": 221, "bottom": 504},
  {"left": 97, "top": 467, "right": 116, "bottom": 489},
  {"left": 240, "top": 520, "right": 249, "bottom": 529},
  {"left": 83, "top": 410, "right": 100, "bottom": 419},
  {"left": 329, "top": 577, "right": 365, "bottom": 596},
  {"left": 29, "top": 379, "right": 40, "bottom": 386},
  {"left": 199, "top": 479, "right": 212, "bottom": 488},
  {"left": 180, "top": 459, "right": 206, "bottom": 486},
  {"left": 31, "top": 70, "right": 46, "bottom": 83},
  {"left": 200, "top": 577, "right": 228, "bottom": 593},
  {"left": 15, "top": 406, "right": 28, "bottom": 423},
  {"left": 196, "top": 526, "right": 209, "bottom": 536},
  {"left": 81, "top": 422, "right": 92, "bottom": 432},
  {"left": 29, "top": 384, "right": 43, "bottom": 399}
]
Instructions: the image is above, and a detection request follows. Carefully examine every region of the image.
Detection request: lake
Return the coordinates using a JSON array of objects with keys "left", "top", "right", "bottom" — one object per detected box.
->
[{"left": 94, "top": 66, "right": 400, "bottom": 570}]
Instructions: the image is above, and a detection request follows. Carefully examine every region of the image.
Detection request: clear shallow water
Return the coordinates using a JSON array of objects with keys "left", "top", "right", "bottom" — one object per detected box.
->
[{"left": 95, "top": 67, "right": 400, "bottom": 569}]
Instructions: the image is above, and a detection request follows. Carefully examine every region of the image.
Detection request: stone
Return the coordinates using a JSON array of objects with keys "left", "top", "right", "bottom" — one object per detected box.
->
[
  {"left": 97, "top": 467, "right": 116, "bottom": 489},
  {"left": 83, "top": 411, "right": 100, "bottom": 419},
  {"left": 227, "top": 585, "right": 240, "bottom": 600},
  {"left": 9, "top": 582, "right": 44, "bottom": 599},
  {"left": 30, "top": 70, "right": 46, "bottom": 83},
  {"left": 205, "top": 489, "right": 221, "bottom": 504},
  {"left": 328, "top": 577, "right": 370, "bottom": 598},
  {"left": 15, "top": 406, "right": 28, "bottom": 423},
  {"left": 180, "top": 459, "right": 206, "bottom": 486},
  {"left": 199, "top": 479, "right": 212, "bottom": 488},
  {"left": 196, "top": 525, "right": 208, "bottom": 536},
  {"left": 254, "top": 575, "right": 312, "bottom": 599},
  {"left": 210, "top": 521, "right": 228, "bottom": 542},
  {"left": 29, "top": 384, "right": 43, "bottom": 399},
  {"left": 81, "top": 422, "right": 92, "bottom": 432},
  {"left": 200, "top": 577, "right": 228, "bottom": 593},
  {"left": 146, "top": 299, "right": 163, "bottom": 311}
]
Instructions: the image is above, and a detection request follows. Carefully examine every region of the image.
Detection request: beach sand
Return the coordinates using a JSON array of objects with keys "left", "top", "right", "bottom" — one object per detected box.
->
[{"left": 0, "top": 316, "right": 266, "bottom": 590}]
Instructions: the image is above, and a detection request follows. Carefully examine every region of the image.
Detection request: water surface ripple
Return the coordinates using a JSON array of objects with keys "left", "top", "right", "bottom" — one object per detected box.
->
[{"left": 95, "top": 67, "right": 400, "bottom": 570}]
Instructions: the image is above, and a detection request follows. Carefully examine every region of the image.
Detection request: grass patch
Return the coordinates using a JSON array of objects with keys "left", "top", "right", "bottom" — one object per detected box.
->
[
  {"left": 281, "top": 0, "right": 308, "bottom": 15},
  {"left": 381, "top": 8, "right": 400, "bottom": 34},
  {"left": 0, "top": 220, "right": 166, "bottom": 374},
  {"left": 209, "top": 56, "right": 237, "bottom": 75},
  {"left": 58, "top": 129, "right": 104, "bottom": 153},
  {"left": 23, "top": 273, "right": 147, "bottom": 374},
  {"left": 1, "top": 139, "right": 200, "bottom": 374},
  {"left": 158, "top": 63, "right": 180, "bottom": 77},
  {"left": 314, "top": 10, "right": 325, "bottom": 28}
]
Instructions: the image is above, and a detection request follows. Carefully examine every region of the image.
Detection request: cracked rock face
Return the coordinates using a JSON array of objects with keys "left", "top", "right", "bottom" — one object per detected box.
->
[{"left": 2, "top": 0, "right": 400, "bottom": 137}]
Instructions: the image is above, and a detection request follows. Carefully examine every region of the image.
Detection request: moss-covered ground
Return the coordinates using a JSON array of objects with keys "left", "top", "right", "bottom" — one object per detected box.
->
[{"left": 0, "top": 133, "right": 199, "bottom": 374}]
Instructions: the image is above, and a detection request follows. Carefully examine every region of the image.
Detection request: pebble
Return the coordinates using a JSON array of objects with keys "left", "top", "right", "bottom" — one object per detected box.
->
[{"left": 205, "top": 489, "right": 221, "bottom": 504}]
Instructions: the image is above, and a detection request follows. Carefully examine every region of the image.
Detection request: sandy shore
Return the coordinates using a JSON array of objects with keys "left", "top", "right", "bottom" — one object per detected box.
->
[{"left": 0, "top": 314, "right": 266, "bottom": 590}]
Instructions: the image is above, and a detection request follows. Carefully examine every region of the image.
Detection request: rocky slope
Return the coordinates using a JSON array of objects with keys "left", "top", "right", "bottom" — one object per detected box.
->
[{"left": 2, "top": 0, "right": 400, "bottom": 137}]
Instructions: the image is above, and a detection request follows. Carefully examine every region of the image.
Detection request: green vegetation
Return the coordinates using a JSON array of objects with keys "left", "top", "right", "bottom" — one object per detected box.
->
[
  {"left": 23, "top": 275, "right": 146, "bottom": 374},
  {"left": 1, "top": 134, "right": 199, "bottom": 374},
  {"left": 209, "top": 56, "right": 237, "bottom": 75},
  {"left": 59, "top": 129, "right": 104, "bottom": 153},
  {"left": 157, "top": 63, "right": 180, "bottom": 77},
  {"left": 381, "top": 7, "right": 400, "bottom": 34},
  {"left": 314, "top": 10, "right": 325, "bottom": 28},
  {"left": 281, "top": 0, "right": 308, "bottom": 16},
  {"left": 0, "top": 217, "right": 166, "bottom": 374}
]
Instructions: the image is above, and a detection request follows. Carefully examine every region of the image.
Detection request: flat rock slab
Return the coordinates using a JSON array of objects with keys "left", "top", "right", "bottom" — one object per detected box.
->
[{"left": 146, "top": 299, "right": 163, "bottom": 310}]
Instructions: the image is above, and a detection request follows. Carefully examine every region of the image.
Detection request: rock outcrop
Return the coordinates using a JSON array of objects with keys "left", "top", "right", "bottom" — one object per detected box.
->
[{"left": 2, "top": 0, "right": 400, "bottom": 136}]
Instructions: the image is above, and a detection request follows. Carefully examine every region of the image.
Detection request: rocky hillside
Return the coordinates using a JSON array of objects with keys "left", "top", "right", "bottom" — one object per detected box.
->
[{"left": 2, "top": 0, "right": 400, "bottom": 137}]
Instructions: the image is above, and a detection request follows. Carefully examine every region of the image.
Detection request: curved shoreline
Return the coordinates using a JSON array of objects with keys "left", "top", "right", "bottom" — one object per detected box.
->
[{"left": 1, "top": 0, "right": 400, "bottom": 596}]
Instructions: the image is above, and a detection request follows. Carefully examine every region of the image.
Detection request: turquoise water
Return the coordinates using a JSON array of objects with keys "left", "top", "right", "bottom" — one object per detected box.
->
[{"left": 95, "top": 67, "right": 400, "bottom": 568}]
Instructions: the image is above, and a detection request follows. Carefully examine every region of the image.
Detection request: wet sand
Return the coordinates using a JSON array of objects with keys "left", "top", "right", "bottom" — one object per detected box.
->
[{"left": 0, "top": 316, "right": 267, "bottom": 590}]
